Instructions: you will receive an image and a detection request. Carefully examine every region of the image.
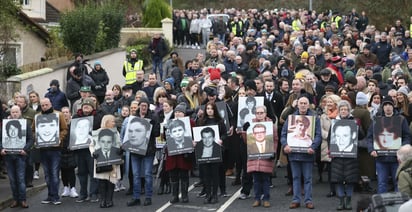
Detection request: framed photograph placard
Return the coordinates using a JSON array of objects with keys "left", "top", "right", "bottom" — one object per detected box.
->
[
  {"left": 286, "top": 115, "right": 315, "bottom": 153},
  {"left": 246, "top": 121, "right": 275, "bottom": 160},
  {"left": 2, "top": 119, "right": 27, "bottom": 154},
  {"left": 193, "top": 125, "right": 222, "bottom": 164},
  {"left": 69, "top": 116, "right": 94, "bottom": 150},
  {"left": 122, "top": 116, "right": 152, "bottom": 155},
  {"left": 93, "top": 128, "right": 123, "bottom": 167},
  {"left": 166, "top": 116, "right": 193, "bottom": 156},
  {"left": 373, "top": 117, "right": 402, "bottom": 156},
  {"left": 330, "top": 119, "right": 358, "bottom": 158},
  {"left": 237, "top": 96, "right": 264, "bottom": 128},
  {"left": 35, "top": 113, "right": 60, "bottom": 148}
]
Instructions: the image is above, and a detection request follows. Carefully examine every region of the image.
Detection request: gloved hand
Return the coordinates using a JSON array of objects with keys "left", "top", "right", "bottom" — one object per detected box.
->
[
  {"left": 95, "top": 85, "right": 102, "bottom": 89},
  {"left": 243, "top": 122, "right": 250, "bottom": 131},
  {"left": 92, "top": 152, "right": 99, "bottom": 159}
]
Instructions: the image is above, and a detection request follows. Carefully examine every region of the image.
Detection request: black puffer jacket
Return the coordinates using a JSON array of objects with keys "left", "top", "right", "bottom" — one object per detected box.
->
[{"left": 330, "top": 157, "right": 359, "bottom": 184}]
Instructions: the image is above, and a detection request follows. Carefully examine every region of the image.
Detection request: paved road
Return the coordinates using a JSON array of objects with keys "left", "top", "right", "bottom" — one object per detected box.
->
[{"left": 0, "top": 165, "right": 375, "bottom": 212}]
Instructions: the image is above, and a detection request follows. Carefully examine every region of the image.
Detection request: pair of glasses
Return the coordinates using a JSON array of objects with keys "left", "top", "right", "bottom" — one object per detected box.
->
[{"left": 256, "top": 112, "right": 265, "bottom": 114}]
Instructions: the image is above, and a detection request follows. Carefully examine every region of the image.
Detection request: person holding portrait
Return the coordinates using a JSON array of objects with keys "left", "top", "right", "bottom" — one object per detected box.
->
[
  {"left": 1, "top": 106, "right": 33, "bottom": 208},
  {"left": 367, "top": 96, "right": 411, "bottom": 194}
]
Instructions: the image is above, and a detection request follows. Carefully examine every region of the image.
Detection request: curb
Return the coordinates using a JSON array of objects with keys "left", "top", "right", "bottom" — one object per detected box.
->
[{"left": 0, "top": 183, "right": 47, "bottom": 210}]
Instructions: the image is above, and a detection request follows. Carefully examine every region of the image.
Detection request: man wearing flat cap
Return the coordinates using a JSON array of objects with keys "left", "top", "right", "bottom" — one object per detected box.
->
[
  {"left": 316, "top": 69, "right": 338, "bottom": 103},
  {"left": 71, "top": 86, "right": 92, "bottom": 114}
]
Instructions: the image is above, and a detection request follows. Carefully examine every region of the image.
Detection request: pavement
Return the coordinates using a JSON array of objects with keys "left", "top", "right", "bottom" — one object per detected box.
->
[{"left": 0, "top": 168, "right": 46, "bottom": 211}]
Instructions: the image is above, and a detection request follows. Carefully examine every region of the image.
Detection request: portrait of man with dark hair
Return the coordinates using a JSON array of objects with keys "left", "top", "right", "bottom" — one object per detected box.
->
[
  {"left": 330, "top": 119, "right": 358, "bottom": 157},
  {"left": 193, "top": 126, "right": 222, "bottom": 163},
  {"left": 166, "top": 117, "right": 193, "bottom": 156},
  {"left": 2, "top": 119, "right": 26, "bottom": 152},
  {"left": 94, "top": 129, "right": 122, "bottom": 166},
  {"left": 35, "top": 113, "right": 60, "bottom": 147},
  {"left": 69, "top": 116, "right": 93, "bottom": 150},
  {"left": 123, "top": 116, "right": 152, "bottom": 155}
]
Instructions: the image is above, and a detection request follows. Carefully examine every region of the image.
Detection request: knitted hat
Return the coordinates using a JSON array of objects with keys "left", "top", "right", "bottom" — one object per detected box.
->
[
  {"left": 398, "top": 86, "right": 409, "bottom": 96},
  {"left": 209, "top": 68, "right": 221, "bottom": 81},
  {"left": 204, "top": 86, "right": 218, "bottom": 96},
  {"left": 164, "top": 77, "right": 175, "bottom": 89},
  {"left": 180, "top": 77, "right": 189, "bottom": 88},
  {"left": 82, "top": 98, "right": 95, "bottom": 109},
  {"left": 138, "top": 97, "right": 150, "bottom": 106},
  {"left": 345, "top": 59, "right": 355, "bottom": 67},
  {"left": 50, "top": 79, "right": 59, "bottom": 87},
  {"left": 356, "top": 92, "right": 368, "bottom": 106},
  {"left": 174, "top": 102, "right": 186, "bottom": 113},
  {"left": 382, "top": 96, "right": 394, "bottom": 107},
  {"left": 301, "top": 51, "right": 309, "bottom": 59},
  {"left": 94, "top": 60, "right": 102, "bottom": 67}
]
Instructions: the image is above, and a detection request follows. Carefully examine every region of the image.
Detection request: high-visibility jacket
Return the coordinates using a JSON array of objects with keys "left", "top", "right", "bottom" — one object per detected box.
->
[{"left": 124, "top": 60, "right": 143, "bottom": 84}]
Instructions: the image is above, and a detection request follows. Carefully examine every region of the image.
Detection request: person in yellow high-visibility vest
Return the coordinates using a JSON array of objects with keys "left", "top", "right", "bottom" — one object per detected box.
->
[{"left": 122, "top": 49, "right": 144, "bottom": 94}]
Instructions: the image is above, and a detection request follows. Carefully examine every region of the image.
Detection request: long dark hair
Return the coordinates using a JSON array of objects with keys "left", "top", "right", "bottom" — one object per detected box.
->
[{"left": 198, "top": 102, "right": 222, "bottom": 126}]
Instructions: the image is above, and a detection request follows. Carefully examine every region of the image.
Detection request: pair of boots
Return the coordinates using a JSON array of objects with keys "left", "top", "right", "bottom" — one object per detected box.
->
[
  {"left": 337, "top": 196, "right": 352, "bottom": 210},
  {"left": 170, "top": 179, "right": 189, "bottom": 203},
  {"left": 204, "top": 185, "right": 218, "bottom": 204},
  {"left": 99, "top": 181, "right": 114, "bottom": 208}
]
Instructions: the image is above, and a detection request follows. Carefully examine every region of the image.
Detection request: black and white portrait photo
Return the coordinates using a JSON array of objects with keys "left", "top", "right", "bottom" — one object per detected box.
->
[
  {"left": 246, "top": 121, "right": 275, "bottom": 159},
  {"left": 35, "top": 113, "right": 60, "bottom": 147},
  {"left": 2, "top": 119, "right": 27, "bottom": 153},
  {"left": 330, "top": 119, "right": 358, "bottom": 158},
  {"left": 122, "top": 116, "right": 152, "bottom": 155},
  {"left": 193, "top": 125, "right": 222, "bottom": 164},
  {"left": 237, "top": 96, "right": 264, "bottom": 128},
  {"left": 69, "top": 116, "right": 93, "bottom": 150},
  {"left": 93, "top": 128, "right": 122, "bottom": 167},
  {"left": 166, "top": 117, "right": 193, "bottom": 156},
  {"left": 373, "top": 116, "right": 402, "bottom": 155},
  {"left": 216, "top": 101, "right": 230, "bottom": 133},
  {"left": 286, "top": 115, "right": 315, "bottom": 152}
]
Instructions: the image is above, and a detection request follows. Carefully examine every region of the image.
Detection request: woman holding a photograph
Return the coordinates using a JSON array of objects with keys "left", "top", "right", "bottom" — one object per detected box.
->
[
  {"left": 196, "top": 102, "right": 227, "bottom": 204},
  {"left": 329, "top": 100, "right": 361, "bottom": 210}
]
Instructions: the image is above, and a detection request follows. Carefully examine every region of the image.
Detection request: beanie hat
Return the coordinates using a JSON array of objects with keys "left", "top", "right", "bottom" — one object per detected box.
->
[
  {"left": 356, "top": 92, "right": 368, "bottom": 106},
  {"left": 94, "top": 60, "right": 102, "bottom": 67},
  {"left": 138, "top": 97, "right": 150, "bottom": 106},
  {"left": 50, "top": 79, "right": 59, "bottom": 87},
  {"left": 79, "top": 86, "right": 91, "bottom": 92},
  {"left": 164, "top": 77, "right": 175, "bottom": 89},
  {"left": 170, "top": 51, "right": 178, "bottom": 57},
  {"left": 204, "top": 86, "right": 218, "bottom": 96},
  {"left": 382, "top": 96, "right": 394, "bottom": 107},
  {"left": 174, "top": 102, "right": 186, "bottom": 113},
  {"left": 180, "top": 77, "right": 189, "bottom": 88},
  {"left": 345, "top": 59, "right": 355, "bottom": 67},
  {"left": 301, "top": 51, "right": 309, "bottom": 59},
  {"left": 398, "top": 86, "right": 409, "bottom": 96},
  {"left": 82, "top": 98, "right": 96, "bottom": 109},
  {"left": 209, "top": 68, "right": 221, "bottom": 81},
  {"left": 216, "top": 63, "right": 226, "bottom": 72}
]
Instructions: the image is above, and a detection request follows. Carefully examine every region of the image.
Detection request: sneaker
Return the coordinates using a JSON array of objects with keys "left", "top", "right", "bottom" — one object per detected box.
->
[
  {"left": 114, "top": 182, "right": 120, "bottom": 192},
  {"left": 41, "top": 199, "right": 52, "bottom": 204},
  {"left": 52, "top": 200, "right": 62, "bottom": 205},
  {"left": 119, "top": 183, "right": 126, "bottom": 191},
  {"left": 33, "top": 171, "right": 40, "bottom": 180},
  {"left": 61, "top": 186, "right": 70, "bottom": 197},
  {"left": 191, "top": 45, "right": 195, "bottom": 49},
  {"left": 70, "top": 187, "right": 79, "bottom": 198},
  {"left": 238, "top": 193, "right": 250, "bottom": 200},
  {"left": 196, "top": 46, "right": 200, "bottom": 49},
  {"left": 75, "top": 197, "right": 89, "bottom": 203},
  {"left": 90, "top": 195, "right": 99, "bottom": 203},
  {"left": 220, "top": 192, "right": 231, "bottom": 197}
]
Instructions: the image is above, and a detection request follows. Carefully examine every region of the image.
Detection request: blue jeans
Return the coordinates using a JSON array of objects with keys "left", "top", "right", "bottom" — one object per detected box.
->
[
  {"left": 252, "top": 172, "right": 271, "bottom": 201},
  {"left": 75, "top": 149, "right": 98, "bottom": 199},
  {"left": 336, "top": 183, "right": 354, "bottom": 197},
  {"left": 41, "top": 150, "right": 61, "bottom": 201},
  {"left": 4, "top": 154, "right": 27, "bottom": 201},
  {"left": 152, "top": 56, "right": 163, "bottom": 79},
  {"left": 290, "top": 161, "right": 313, "bottom": 204},
  {"left": 131, "top": 154, "right": 154, "bottom": 199},
  {"left": 376, "top": 161, "right": 398, "bottom": 193}
]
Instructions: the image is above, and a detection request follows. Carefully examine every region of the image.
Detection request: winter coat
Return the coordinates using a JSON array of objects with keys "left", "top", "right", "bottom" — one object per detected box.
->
[
  {"left": 396, "top": 158, "right": 412, "bottom": 197},
  {"left": 330, "top": 157, "right": 359, "bottom": 184},
  {"left": 320, "top": 113, "right": 332, "bottom": 162},
  {"left": 89, "top": 68, "right": 109, "bottom": 97},
  {"left": 45, "top": 88, "right": 69, "bottom": 111}
]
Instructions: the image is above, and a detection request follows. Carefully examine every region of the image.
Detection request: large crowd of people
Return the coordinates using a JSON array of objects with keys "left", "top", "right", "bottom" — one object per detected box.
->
[{"left": 2, "top": 6, "right": 412, "bottom": 211}]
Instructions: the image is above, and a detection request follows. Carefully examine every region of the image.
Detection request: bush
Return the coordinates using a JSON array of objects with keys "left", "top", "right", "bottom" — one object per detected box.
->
[
  {"left": 60, "top": 2, "right": 125, "bottom": 55},
  {"left": 0, "top": 63, "right": 22, "bottom": 79},
  {"left": 142, "top": 0, "right": 172, "bottom": 27}
]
